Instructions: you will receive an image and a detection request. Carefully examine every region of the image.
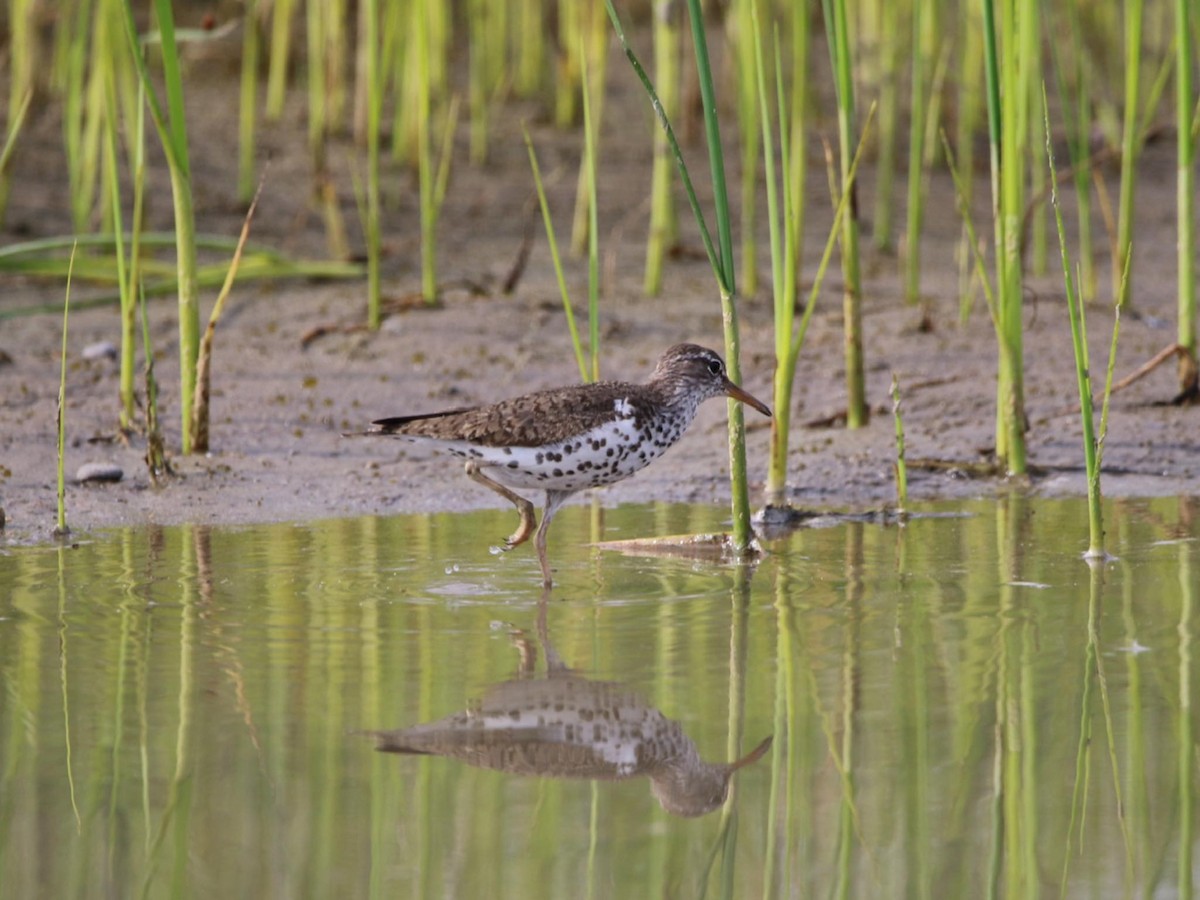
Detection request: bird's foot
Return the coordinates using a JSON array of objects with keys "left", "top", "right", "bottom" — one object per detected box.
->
[{"left": 500, "top": 506, "right": 537, "bottom": 552}]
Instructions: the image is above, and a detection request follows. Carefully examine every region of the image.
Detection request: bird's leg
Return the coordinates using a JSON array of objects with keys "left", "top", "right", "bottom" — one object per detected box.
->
[
  {"left": 465, "top": 461, "right": 537, "bottom": 550},
  {"left": 535, "top": 490, "right": 572, "bottom": 588}
]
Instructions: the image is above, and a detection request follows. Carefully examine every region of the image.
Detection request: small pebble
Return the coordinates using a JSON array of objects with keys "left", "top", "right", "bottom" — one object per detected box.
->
[
  {"left": 75, "top": 462, "right": 124, "bottom": 484},
  {"left": 82, "top": 341, "right": 118, "bottom": 361}
]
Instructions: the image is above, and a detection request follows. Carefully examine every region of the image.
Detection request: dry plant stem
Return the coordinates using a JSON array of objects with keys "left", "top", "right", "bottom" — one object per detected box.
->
[
  {"left": 190, "top": 180, "right": 264, "bottom": 452},
  {"left": 1109, "top": 344, "right": 1193, "bottom": 396},
  {"left": 140, "top": 284, "right": 170, "bottom": 482}
]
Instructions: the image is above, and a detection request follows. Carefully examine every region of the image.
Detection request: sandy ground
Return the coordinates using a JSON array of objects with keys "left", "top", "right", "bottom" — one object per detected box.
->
[{"left": 1, "top": 48, "right": 1197, "bottom": 546}]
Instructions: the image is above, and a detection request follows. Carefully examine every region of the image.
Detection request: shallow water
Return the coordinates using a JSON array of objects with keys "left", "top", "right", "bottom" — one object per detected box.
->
[{"left": 1, "top": 496, "right": 1198, "bottom": 898}]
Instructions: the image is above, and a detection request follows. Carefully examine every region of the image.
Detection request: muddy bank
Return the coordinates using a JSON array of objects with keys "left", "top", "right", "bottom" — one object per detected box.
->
[{"left": 1, "top": 67, "right": 1197, "bottom": 544}]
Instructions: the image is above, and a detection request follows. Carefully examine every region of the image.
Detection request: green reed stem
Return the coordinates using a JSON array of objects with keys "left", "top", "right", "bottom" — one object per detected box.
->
[
  {"left": 1114, "top": 0, "right": 1144, "bottom": 311},
  {"left": 787, "top": 4, "right": 809, "bottom": 285},
  {"left": 735, "top": 0, "right": 760, "bottom": 295},
  {"left": 890, "top": 373, "right": 908, "bottom": 513},
  {"left": 1176, "top": 0, "right": 1197, "bottom": 394},
  {"left": 686, "top": 0, "right": 754, "bottom": 547},
  {"left": 822, "top": 0, "right": 867, "bottom": 428},
  {"left": 581, "top": 40, "right": 601, "bottom": 381},
  {"left": 524, "top": 127, "right": 589, "bottom": 382},
  {"left": 1046, "top": 89, "right": 1105, "bottom": 559},
  {"left": 416, "top": 3, "right": 437, "bottom": 304},
  {"left": 749, "top": 5, "right": 783, "bottom": 505},
  {"left": 983, "top": 0, "right": 1028, "bottom": 475},
  {"left": 101, "top": 39, "right": 133, "bottom": 431},
  {"left": 238, "top": 0, "right": 259, "bottom": 203},
  {"left": 556, "top": 0, "right": 581, "bottom": 126},
  {"left": 467, "top": 0, "right": 495, "bottom": 164},
  {"left": 364, "top": 0, "right": 382, "bottom": 329},
  {"left": 871, "top": 0, "right": 899, "bottom": 253},
  {"left": 264, "top": 0, "right": 295, "bottom": 120},
  {"left": 941, "top": 132, "right": 999, "bottom": 326},
  {"left": 1056, "top": 1, "right": 1096, "bottom": 302},
  {"left": 768, "top": 105, "right": 874, "bottom": 505},
  {"left": 121, "top": 0, "right": 201, "bottom": 453},
  {"left": 1024, "top": 10, "right": 1046, "bottom": 279},
  {"left": 4, "top": 0, "right": 34, "bottom": 222},
  {"left": 64, "top": 0, "right": 98, "bottom": 233},
  {"left": 55, "top": 247, "right": 77, "bottom": 537},
  {"left": 606, "top": 2, "right": 720, "bottom": 283},
  {"left": 904, "top": 0, "right": 927, "bottom": 305},
  {"left": 306, "top": 0, "right": 327, "bottom": 170},
  {"left": 571, "top": 2, "right": 608, "bottom": 258},
  {"left": 643, "top": 1, "right": 680, "bottom": 297},
  {"left": 514, "top": 0, "right": 544, "bottom": 98},
  {"left": 688, "top": 3, "right": 736, "bottom": 295},
  {"left": 608, "top": 0, "right": 753, "bottom": 549},
  {"left": 954, "top": 4, "right": 983, "bottom": 311},
  {"left": 0, "top": 90, "right": 32, "bottom": 225}
]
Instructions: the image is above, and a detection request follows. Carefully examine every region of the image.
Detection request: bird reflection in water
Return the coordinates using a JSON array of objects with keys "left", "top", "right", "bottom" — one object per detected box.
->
[{"left": 366, "top": 602, "right": 772, "bottom": 817}]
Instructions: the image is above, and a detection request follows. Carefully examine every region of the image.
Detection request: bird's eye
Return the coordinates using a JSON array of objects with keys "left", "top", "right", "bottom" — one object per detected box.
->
[{"left": 707, "top": 358, "right": 723, "bottom": 376}]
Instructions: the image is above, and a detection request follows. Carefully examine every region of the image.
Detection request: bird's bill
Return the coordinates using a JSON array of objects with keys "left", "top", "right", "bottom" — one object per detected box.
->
[{"left": 723, "top": 380, "right": 772, "bottom": 417}]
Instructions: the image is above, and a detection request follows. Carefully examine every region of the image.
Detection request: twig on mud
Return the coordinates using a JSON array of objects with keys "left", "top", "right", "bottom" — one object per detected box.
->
[{"left": 1110, "top": 343, "right": 1200, "bottom": 404}]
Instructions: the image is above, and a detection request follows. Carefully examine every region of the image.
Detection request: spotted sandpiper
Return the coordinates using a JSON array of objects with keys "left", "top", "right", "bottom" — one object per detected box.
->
[{"left": 363, "top": 343, "right": 771, "bottom": 586}]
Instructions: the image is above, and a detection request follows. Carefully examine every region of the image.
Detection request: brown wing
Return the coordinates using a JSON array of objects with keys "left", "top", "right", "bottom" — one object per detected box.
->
[{"left": 370, "top": 381, "right": 650, "bottom": 447}]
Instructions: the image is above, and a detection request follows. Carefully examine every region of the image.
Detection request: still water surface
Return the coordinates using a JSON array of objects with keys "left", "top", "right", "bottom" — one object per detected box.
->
[{"left": 1, "top": 496, "right": 1198, "bottom": 898}]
